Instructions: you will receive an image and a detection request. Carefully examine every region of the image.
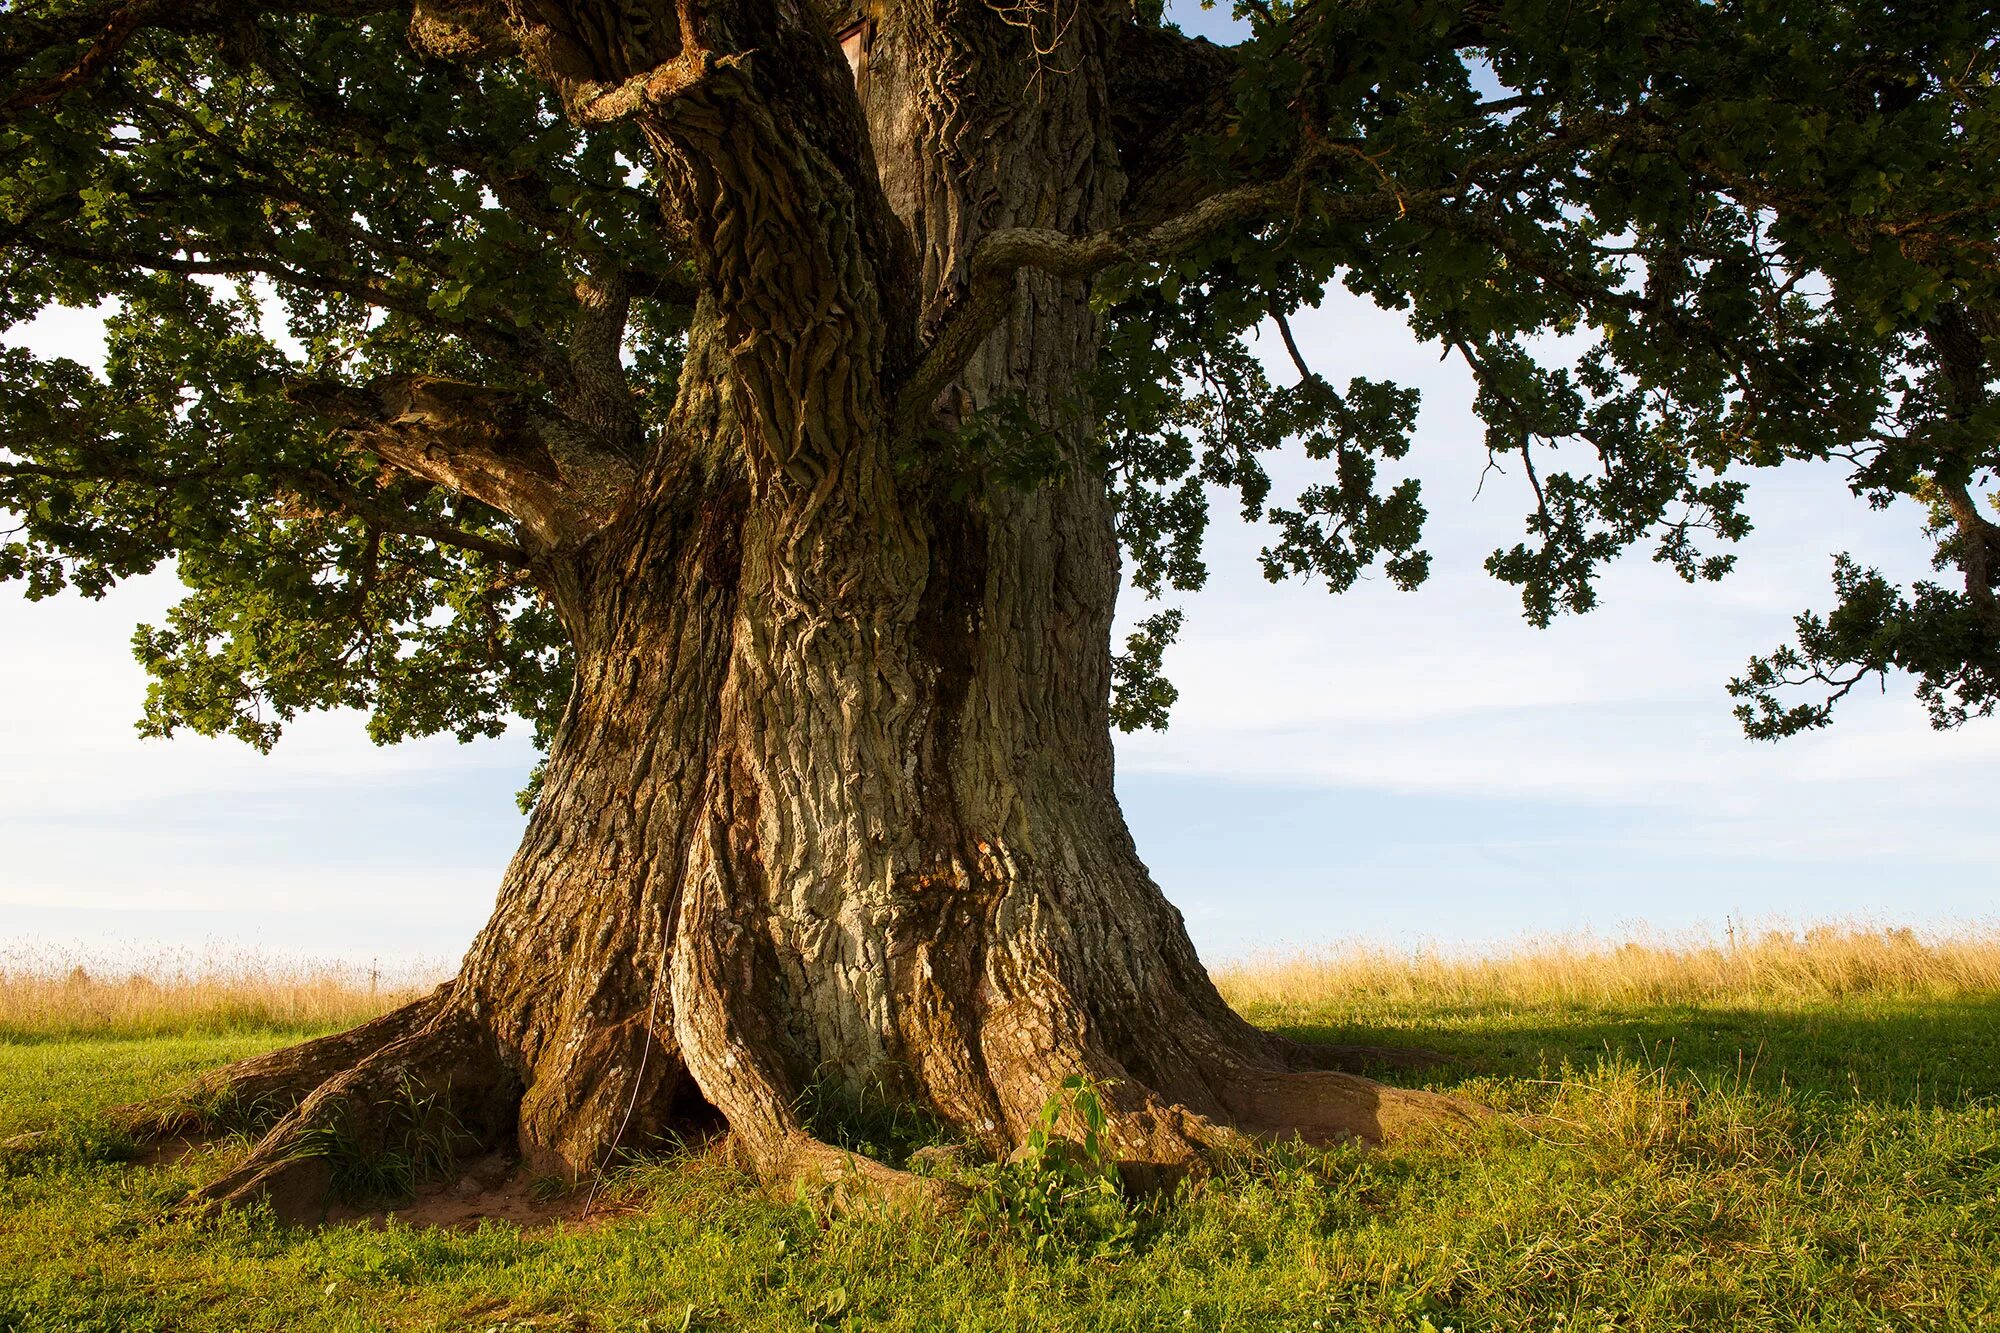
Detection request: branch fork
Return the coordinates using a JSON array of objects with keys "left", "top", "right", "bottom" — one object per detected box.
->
[{"left": 287, "top": 374, "right": 637, "bottom": 554}]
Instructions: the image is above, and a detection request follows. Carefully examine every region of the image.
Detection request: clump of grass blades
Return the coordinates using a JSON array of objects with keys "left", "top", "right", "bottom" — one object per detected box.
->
[
  {"left": 126, "top": 1075, "right": 301, "bottom": 1143},
  {"left": 794, "top": 1072, "right": 960, "bottom": 1169},
  {"left": 0, "top": 1110, "right": 139, "bottom": 1172},
  {"left": 1525, "top": 1045, "right": 1803, "bottom": 1171},
  {"left": 285, "top": 1076, "right": 476, "bottom": 1203}
]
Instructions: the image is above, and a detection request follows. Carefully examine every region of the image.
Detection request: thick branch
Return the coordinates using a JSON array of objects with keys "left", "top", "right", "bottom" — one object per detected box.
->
[
  {"left": 895, "top": 148, "right": 1416, "bottom": 438},
  {"left": 563, "top": 48, "right": 739, "bottom": 125},
  {"left": 2, "top": 438, "right": 528, "bottom": 565},
  {"left": 287, "top": 375, "right": 637, "bottom": 552},
  {"left": 248, "top": 35, "right": 693, "bottom": 307},
  {"left": 1939, "top": 479, "right": 2000, "bottom": 619},
  {"left": 1108, "top": 21, "right": 1240, "bottom": 225},
  {"left": 1923, "top": 305, "right": 1999, "bottom": 621},
  {"left": 0, "top": 0, "right": 168, "bottom": 114},
  {"left": 557, "top": 273, "right": 646, "bottom": 451},
  {"left": 18, "top": 232, "right": 539, "bottom": 369},
  {"left": 317, "top": 489, "right": 530, "bottom": 565}
]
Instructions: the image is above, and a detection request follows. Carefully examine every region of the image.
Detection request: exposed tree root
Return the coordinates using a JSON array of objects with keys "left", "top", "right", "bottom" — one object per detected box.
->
[
  {"left": 1219, "top": 1066, "right": 1490, "bottom": 1147},
  {"left": 32, "top": 878, "right": 1482, "bottom": 1225},
  {"left": 17, "top": 998, "right": 1491, "bottom": 1224},
  {"left": 126, "top": 987, "right": 455, "bottom": 1145},
  {"left": 746, "top": 1131, "right": 971, "bottom": 1214},
  {"left": 0, "top": 988, "right": 456, "bottom": 1163},
  {"left": 972, "top": 1045, "right": 1487, "bottom": 1197},
  {"left": 696, "top": 1012, "right": 1484, "bottom": 1212},
  {"left": 191, "top": 1007, "right": 515, "bottom": 1223},
  {"left": 513, "top": 1004, "right": 702, "bottom": 1181}
]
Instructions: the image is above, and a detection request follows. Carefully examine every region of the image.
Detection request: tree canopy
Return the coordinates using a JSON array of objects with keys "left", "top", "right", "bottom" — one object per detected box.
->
[{"left": 3, "top": 0, "right": 1996, "bottom": 767}]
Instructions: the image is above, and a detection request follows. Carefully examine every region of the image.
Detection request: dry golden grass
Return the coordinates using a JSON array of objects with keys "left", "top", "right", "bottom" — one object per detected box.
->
[
  {"left": 1213, "top": 921, "right": 2000, "bottom": 1011},
  {"left": 0, "top": 944, "right": 441, "bottom": 1040},
  {"left": 7, "top": 922, "right": 1997, "bottom": 1041}
]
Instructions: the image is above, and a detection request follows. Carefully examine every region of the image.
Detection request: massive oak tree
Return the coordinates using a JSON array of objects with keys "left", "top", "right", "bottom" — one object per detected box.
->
[{"left": 2, "top": 0, "right": 1995, "bottom": 1215}]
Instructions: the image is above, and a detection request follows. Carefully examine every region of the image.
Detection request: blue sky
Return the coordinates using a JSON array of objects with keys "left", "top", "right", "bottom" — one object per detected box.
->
[
  {"left": 1114, "top": 291, "right": 1998, "bottom": 954},
  {"left": 2, "top": 11, "right": 1995, "bottom": 969}
]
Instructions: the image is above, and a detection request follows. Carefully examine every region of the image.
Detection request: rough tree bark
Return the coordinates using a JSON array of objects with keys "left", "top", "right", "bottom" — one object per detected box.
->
[{"left": 116, "top": 0, "right": 1480, "bottom": 1218}]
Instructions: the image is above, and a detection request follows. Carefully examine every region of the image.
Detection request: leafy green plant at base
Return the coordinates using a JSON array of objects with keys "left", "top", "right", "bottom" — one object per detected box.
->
[{"left": 970, "top": 1075, "right": 1138, "bottom": 1258}]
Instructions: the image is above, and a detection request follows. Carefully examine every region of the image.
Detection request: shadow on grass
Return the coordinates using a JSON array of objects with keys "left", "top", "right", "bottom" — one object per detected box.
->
[{"left": 1268, "top": 994, "right": 2000, "bottom": 1106}]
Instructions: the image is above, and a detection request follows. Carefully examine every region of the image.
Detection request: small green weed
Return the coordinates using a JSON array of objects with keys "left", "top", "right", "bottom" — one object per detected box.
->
[{"left": 970, "top": 1075, "right": 1138, "bottom": 1258}]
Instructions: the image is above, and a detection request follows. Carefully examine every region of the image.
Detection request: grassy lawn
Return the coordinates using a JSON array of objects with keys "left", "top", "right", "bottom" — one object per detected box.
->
[{"left": 2, "top": 935, "right": 1998, "bottom": 1331}]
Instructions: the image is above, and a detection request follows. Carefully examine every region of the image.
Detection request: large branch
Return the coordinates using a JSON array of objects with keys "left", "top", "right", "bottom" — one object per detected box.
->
[
  {"left": 298, "top": 478, "right": 532, "bottom": 564},
  {"left": 1107, "top": 7, "right": 1494, "bottom": 226},
  {"left": 251, "top": 23, "right": 696, "bottom": 305},
  {"left": 5, "top": 0, "right": 694, "bottom": 399},
  {"left": 894, "top": 148, "right": 1422, "bottom": 439},
  {"left": 18, "top": 229, "right": 542, "bottom": 369},
  {"left": 1925, "top": 306, "right": 2000, "bottom": 623},
  {"left": 1, "top": 434, "right": 528, "bottom": 565},
  {"left": 286, "top": 375, "right": 637, "bottom": 552},
  {"left": 560, "top": 46, "right": 738, "bottom": 126}
]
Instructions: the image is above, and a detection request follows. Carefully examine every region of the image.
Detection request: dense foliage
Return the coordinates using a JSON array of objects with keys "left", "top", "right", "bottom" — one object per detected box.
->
[
  {"left": 0, "top": 10, "right": 681, "bottom": 761},
  {"left": 2, "top": 0, "right": 1995, "bottom": 766},
  {"left": 1104, "top": 0, "right": 1999, "bottom": 736}
]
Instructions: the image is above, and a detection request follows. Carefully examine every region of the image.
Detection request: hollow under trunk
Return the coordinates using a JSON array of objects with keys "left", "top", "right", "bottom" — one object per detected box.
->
[{"left": 152, "top": 1, "right": 1481, "bottom": 1218}]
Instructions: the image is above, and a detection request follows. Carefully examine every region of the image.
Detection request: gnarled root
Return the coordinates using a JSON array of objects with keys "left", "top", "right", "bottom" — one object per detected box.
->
[
  {"left": 1, "top": 988, "right": 455, "bottom": 1162},
  {"left": 667, "top": 862, "right": 967, "bottom": 1216},
  {"left": 192, "top": 1006, "right": 515, "bottom": 1223},
  {"left": 26, "top": 1001, "right": 1488, "bottom": 1224},
  {"left": 978, "top": 1045, "right": 1486, "bottom": 1198},
  {"left": 744, "top": 1132, "right": 970, "bottom": 1215},
  {"left": 128, "top": 986, "right": 455, "bottom": 1145},
  {"left": 1219, "top": 1066, "right": 1489, "bottom": 1147},
  {"left": 24, "top": 877, "right": 1485, "bottom": 1225}
]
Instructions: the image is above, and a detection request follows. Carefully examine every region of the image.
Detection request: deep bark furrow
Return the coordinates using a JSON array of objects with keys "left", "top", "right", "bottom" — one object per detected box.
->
[{"left": 443, "top": 321, "right": 753, "bottom": 1176}]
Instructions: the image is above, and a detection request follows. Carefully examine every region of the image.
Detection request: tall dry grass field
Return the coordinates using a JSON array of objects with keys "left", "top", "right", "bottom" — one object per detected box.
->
[
  {"left": 1213, "top": 921, "right": 2000, "bottom": 1011},
  {"left": 0, "top": 945, "right": 443, "bottom": 1041},
  {"left": 5, "top": 922, "right": 1993, "bottom": 1042}
]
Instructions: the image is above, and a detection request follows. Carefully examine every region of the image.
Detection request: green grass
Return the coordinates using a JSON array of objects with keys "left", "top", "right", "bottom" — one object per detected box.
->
[{"left": 4, "top": 993, "right": 1998, "bottom": 1331}]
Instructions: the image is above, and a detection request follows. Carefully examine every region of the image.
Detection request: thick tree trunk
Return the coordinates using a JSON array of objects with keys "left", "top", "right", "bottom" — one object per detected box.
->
[{"left": 165, "top": 1, "right": 1476, "bottom": 1218}]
